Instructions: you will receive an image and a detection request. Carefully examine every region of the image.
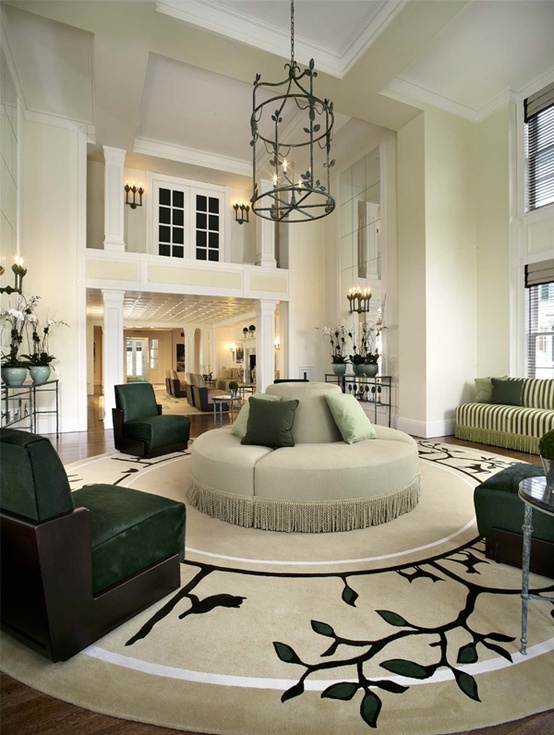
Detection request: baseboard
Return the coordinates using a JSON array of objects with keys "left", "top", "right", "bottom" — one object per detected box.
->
[{"left": 397, "top": 417, "right": 455, "bottom": 439}]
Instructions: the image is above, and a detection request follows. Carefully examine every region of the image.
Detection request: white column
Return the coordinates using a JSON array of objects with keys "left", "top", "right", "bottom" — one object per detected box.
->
[
  {"left": 279, "top": 301, "right": 291, "bottom": 379},
  {"left": 103, "top": 146, "right": 126, "bottom": 252},
  {"left": 102, "top": 289, "right": 125, "bottom": 429},
  {"left": 255, "top": 300, "right": 277, "bottom": 392},
  {"left": 255, "top": 179, "right": 277, "bottom": 268}
]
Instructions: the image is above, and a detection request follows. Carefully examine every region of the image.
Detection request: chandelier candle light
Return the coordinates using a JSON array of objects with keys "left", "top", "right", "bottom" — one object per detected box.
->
[
  {"left": 250, "top": 0, "right": 335, "bottom": 222},
  {"left": 124, "top": 182, "right": 144, "bottom": 209}
]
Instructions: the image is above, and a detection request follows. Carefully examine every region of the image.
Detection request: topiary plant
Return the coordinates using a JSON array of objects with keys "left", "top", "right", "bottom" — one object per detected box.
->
[
  {"left": 228, "top": 380, "right": 239, "bottom": 393},
  {"left": 538, "top": 429, "right": 554, "bottom": 460}
]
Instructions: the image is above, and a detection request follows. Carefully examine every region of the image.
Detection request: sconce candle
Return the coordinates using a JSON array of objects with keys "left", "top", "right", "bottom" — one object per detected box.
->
[
  {"left": 0, "top": 257, "right": 27, "bottom": 295},
  {"left": 124, "top": 182, "right": 144, "bottom": 209}
]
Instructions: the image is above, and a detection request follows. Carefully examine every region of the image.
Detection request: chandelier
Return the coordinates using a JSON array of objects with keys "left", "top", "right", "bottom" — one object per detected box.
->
[{"left": 250, "top": 0, "right": 335, "bottom": 223}]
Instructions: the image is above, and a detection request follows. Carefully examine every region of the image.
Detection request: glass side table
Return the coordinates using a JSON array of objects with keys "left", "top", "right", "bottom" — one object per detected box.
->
[
  {"left": 518, "top": 476, "right": 554, "bottom": 654},
  {"left": 212, "top": 394, "right": 241, "bottom": 426}
]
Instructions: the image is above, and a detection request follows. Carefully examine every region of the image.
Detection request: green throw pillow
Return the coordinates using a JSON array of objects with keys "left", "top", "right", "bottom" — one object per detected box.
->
[
  {"left": 241, "top": 397, "right": 299, "bottom": 448},
  {"left": 325, "top": 392, "right": 377, "bottom": 444},
  {"left": 490, "top": 378, "right": 524, "bottom": 406},
  {"left": 474, "top": 376, "right": 508, "bottom": 403},
  {"left": 231, "top": 393, "right": 280, "bottom": 438}
]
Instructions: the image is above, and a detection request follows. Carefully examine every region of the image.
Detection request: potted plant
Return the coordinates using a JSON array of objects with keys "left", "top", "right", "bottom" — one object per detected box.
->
[
  {"left": 320, "top": 326, "right": 349, "bottom": 375},
  {"left": 23, "top": 317, "right": 68, "bottom": 384},
  {"left": 0, "top": 295, "right": 38, "bottom": 386},
  {"left": 364, "top": 350, "right": 379, "bottom": 377},
  {"left": 538, "top": 430, "right": 554, "bottom": 491},
  {"left": 228, "top": 380, "right": 239, "bottom": 398}
]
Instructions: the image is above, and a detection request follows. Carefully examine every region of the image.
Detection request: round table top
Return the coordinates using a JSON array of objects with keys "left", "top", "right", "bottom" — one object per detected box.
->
[{"left": 518, "top": 476, "right": 554, "bottom": 517}]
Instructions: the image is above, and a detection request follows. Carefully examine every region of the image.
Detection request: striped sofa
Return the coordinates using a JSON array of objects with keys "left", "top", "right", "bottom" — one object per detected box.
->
[{"left": 455, "top": 378, "right": 554, "bottom": 454}]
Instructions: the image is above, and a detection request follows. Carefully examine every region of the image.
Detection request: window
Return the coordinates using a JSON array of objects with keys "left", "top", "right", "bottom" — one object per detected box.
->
[
  {"left": 158, "top": 188, "right": 185, "bottom": 258},
  {"left": 195, "top": 194, "right": 220, "bottom": 262},
  {"left": 151, "top": 175, "right": 226, "bottom": 261},
  {"left": 526, "top": 261, "right": 554, "bottom": 378},
  {"left": 149, "top": 339, "right": 159, "bottom": 370},
  {"left": 525, "top": 82, "right": 554, "bottom": 211}
]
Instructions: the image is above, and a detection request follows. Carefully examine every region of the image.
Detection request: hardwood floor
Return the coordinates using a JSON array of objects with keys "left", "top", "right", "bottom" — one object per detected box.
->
[{"left": 1, "top": 393, "right": 552, "bottom": 735}]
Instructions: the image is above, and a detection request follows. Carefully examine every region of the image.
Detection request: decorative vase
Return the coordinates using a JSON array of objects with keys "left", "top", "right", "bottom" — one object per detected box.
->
[
  {"left": 541, "top": 456, "right": 554, "bottom": 491},
  {"left": 353, "top": 363, "right": 365, "bottom": 377},
  {"left": 30, "top": 365, "right": 51, "bottom": 385},
  {"left": 1, "top": 366, "right": 28, "bottom": 387},
  {"left": 332, "top": 363, "right": 346, "bottom": 376},
  {"left": 363, "top": 364, "right": 378, "bottom": 378}
]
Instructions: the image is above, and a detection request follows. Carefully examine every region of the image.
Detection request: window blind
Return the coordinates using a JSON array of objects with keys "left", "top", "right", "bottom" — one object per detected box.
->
[
  {"left": 525, "top": 83, "right": 554, "bottom": 211},
  {"left": 526, "top": 270, "right": 554, "bottom": 379},
  {"left": 525, "top": 259, "right": 554, "bottom": 288}
]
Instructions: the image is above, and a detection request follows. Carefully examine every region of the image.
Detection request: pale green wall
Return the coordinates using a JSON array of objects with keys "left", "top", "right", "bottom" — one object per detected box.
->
[
  {"left": 474, "top": 106, "right": 511, "bottom": 381},
  {"left": 21, "top": 119, "right": 85, "bottom": 432},
  {"left": 424, "top": 108, "right": 477, "bottom": 427},
  {"left": 397, "top": 112, "right": 427, "bottom": 430}
]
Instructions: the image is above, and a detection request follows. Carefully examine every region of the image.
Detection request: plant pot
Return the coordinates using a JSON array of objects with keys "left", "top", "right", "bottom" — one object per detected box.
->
[
  {"left": 352, "top": 363, "right": 365, "bottom": 376},
  {"left": 332, "top": 363, "right": 346, "bottom": 376},
  {"left": 540, "top": 456, "right": 554, "bottom": 491},
  {"left": 30, "top": 365, "right": 51, "bottom": 385},
  {"left": 1, "top": 366, "right": 28, "bottom": 387},
  {"left": 363, "top": 364, "right": 378, "bottom": 377}
]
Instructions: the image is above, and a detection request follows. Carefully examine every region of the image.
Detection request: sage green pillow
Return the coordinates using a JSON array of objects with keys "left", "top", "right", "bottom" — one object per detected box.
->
[
  {"left": 491, "top": 378, "right": 524, "bottom": 406},
  {"left": 231, "top": 393, "right": 280, "bottom": 438},
  {"left": 474, "top": 376, "right": 508, "bottom": 403},
  {"left": 325, "top": 393, "right": 377, "bottom": 444},
  {"left": 241, "top": 397, "right": 299, "bottom": 448}
]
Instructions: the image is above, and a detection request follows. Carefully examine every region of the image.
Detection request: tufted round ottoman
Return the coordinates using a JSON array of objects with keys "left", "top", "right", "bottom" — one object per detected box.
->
[{"left": 188, "top": 383, "right": 420, "bottom": 533}]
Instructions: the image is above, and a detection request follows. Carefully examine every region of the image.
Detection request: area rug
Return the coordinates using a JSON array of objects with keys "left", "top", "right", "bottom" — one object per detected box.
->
[{"left": 1, "top": 441, "right": 553, "bottom": 734}]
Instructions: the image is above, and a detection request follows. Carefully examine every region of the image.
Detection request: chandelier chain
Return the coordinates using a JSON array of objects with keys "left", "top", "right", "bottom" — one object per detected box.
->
[{"left": 290, "top": 0, "right": 295, "bottom": 65}]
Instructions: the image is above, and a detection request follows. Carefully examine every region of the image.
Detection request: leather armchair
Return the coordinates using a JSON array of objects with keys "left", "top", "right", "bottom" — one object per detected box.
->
[
  {"left": 113, "top": 382, "right": 190, "bottom": 458},
  {"left": 0, "top": 428, "right": 186, "bottom": 662}
]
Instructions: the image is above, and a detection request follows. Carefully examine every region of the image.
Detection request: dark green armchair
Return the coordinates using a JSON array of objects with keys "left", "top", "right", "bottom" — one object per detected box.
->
[
  {"left": 113, "top": 382, "right": 190, "bottom": 458},
  {"left": 0, "top": 428, "right": 186, "bottom": 662}
]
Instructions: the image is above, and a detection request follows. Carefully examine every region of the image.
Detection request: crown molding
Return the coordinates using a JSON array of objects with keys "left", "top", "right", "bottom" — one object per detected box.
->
[
  {"left": 155, "top": 0, "right": 406, "bottom": 79},
  {"left": 134, "top": 136, "right": 251, "bottom": 176}
]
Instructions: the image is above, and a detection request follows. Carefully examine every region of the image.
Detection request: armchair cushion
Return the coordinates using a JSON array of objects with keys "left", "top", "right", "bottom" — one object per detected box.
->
[
  {"left": 325, "top": 392, "right": 377, "bottom": 444},
  {"left": 0, "top": 428, "right": 74, "bottom": 521},
  {"left": 124, "top": 414, "right": 190, "bottom": 450},
  {"left": 115, "top": 382, "right": 158, "bottom": 421},
  {"left": 73, "top": 484, "right": 186, "bottom": 595}
]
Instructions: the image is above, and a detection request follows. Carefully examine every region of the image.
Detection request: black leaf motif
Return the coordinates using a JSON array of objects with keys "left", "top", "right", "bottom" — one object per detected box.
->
[
  {"left": 274, "top": 641, "right": 303, "bottom": 665},
  {"left": 179, "top": 594, "right": 245, "bottom": 619},
  {"left": 373, "top": 679, "right": 409, "bottom": 694},
  {"left": 453, "top": 669, "right": 480, "bottom": 702},
  {"left": 322, "top": 681, "right": 358, "bottom": 701},
  {"left": 311, "top": 620, "right": 335, "bottom": 637},
  {"left": 342, "top": 583, "right": 358, "bottom": 607},
  {"left": 381, "top": 659, "right": 435, "bottom": 680},
  {"left": 457, "top": 643, "right": 478, "bottom": 664},
  {"left": 377, "top": 610, "right": 410, "bottom": 627},
  {"left": 360, "top": 690, "right": 382, "bottom": 728},
  {"left": 482, "top": 641, "right": 513, "bottom": 662}
]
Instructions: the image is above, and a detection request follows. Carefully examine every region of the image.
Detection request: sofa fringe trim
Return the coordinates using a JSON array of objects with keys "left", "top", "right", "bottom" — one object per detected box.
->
[
  {"left": 187, "top": 476, "right": 420, "bottom": 533},
  {"left": 454, "top": 425, "right": 540, "bottom": 455}
]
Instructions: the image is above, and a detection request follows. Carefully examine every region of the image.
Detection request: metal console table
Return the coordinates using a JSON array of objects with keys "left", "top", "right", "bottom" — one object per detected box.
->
[
  {"left": 518, "top": 476, "right": 554, "bottom": 654},
  {"left": 325, "top": 374, "right": 392, "bottom": 426},
  {"left": 1, "top": 380, "right": 59, "bottom": 437}
]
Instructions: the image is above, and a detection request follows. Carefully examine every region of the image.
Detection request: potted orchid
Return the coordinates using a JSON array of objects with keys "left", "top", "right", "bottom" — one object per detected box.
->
[
  {"left": 22, "top": 312, "right": 68, "bottom": 384},
  {"left": 320, "top": 326, "right": 349, "bottom": 375},
  {"left": 1, "top": 295, "right": 39, "bottom": 386}
]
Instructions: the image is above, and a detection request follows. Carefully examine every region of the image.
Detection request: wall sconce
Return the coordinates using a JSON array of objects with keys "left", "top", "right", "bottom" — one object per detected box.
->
[
  {"left": 125, "top": 182, "right": 144, "bottom": 209},
  {"left": 229, "top": 343, "right": 236, "bottom": 360},
  {"left": 274, "top": 339, "right": 280, "bottom": 350},
  {"left": 347, "top": 286, "right": 372, "bottom": 314},
  {"left": 0, "top": 257, "right": 27, "bottom": 295},
  {"left": 233, "top": 202, "right": 249, "bottom": 224}
]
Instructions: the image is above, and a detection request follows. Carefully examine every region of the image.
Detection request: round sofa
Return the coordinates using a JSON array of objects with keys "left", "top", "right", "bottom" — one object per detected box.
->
[{"left": 188, "top": 382, "right": 420, "bottom": 533}]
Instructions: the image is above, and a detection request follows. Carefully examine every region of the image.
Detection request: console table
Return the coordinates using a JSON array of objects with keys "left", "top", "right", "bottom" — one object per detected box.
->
[
  {"left": 325, "top": 374, "right": 392, "bottom": 426},
  {"left": 518, "top": 476, "right": 554, "bottom": 654},
  {"left": 1, "top": 380, "right": 59, "bottom": 437}
]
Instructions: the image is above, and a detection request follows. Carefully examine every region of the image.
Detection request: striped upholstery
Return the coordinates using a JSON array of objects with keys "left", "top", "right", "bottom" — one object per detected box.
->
[{"left": 455, "top": 378, "right": 554, "bottom": 454}]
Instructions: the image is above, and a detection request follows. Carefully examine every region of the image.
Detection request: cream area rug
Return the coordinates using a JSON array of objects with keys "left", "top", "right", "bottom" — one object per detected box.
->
[{"left": 1, "top": 441, "right": 553, "bottom": 735}]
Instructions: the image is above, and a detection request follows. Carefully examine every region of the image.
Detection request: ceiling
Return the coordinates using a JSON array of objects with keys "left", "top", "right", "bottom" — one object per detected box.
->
[{"left": 3, "top": 0, "right": 554, "bottom": 325}]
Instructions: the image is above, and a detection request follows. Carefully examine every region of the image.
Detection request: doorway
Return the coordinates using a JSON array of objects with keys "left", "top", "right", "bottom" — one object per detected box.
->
[{"left": 126, "top": 338, "right": 148, "bottom": 382}]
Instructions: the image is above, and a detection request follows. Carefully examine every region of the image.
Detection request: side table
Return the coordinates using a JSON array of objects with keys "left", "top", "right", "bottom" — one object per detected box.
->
[
  {"left": 212, "top": 394, "right": 241, "bottom": 427},
  {"left": 518, "top": 476, "right": 554, "bottom": 654}
]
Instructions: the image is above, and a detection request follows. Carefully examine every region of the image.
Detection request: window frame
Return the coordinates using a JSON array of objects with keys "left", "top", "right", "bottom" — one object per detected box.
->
[{"left": 147, "top": 172, "right": 228, "bottom": 262}]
